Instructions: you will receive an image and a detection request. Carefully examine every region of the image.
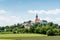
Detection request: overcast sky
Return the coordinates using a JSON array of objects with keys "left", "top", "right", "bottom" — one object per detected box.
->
[{"left": 0, "top": 0, "right": 60, "bottom": 26}]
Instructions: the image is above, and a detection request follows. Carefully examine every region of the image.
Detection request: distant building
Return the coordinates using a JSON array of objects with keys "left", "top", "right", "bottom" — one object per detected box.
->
[
  {"left": 41, "top": 20, "right": 48, "bottom": 24},
  {"left": 21, "top": 21, "right": 34, "bottom": 28},
  {"left": 35, "top": 14, "right": 40, "bottom": 22}
]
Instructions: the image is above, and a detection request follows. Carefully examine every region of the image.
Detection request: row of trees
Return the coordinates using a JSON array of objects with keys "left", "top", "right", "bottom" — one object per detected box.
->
[{"left": 0, "top": 21, "right": 60, "bottom": 36}]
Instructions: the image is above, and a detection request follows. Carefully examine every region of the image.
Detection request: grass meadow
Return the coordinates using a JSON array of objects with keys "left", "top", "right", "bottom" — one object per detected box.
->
[{"left": 0, "top": 34, "right": 60, "bottom": 40}]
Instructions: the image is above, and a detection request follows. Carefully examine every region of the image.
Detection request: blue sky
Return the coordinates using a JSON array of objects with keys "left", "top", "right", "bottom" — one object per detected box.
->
[{"left": 0, "top": 0, "right": 60, "bottom": 26}]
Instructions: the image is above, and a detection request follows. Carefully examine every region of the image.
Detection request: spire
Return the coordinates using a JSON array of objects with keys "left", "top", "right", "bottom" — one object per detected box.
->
[
  {"left": 36, "top": 14, "right": 38, "bottom": 18},
  {"left": 35, "top": 14, "right": 40, "bottom": 22}
]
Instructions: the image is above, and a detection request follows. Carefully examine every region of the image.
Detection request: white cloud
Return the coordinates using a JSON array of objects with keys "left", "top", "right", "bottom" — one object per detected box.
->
[
  {"left": 28, "top": 9, "right": 60, "bottom": 14},
  {"left": 0, "top": 15, "right": 20, "bottom": 26},
  {"left": 40, "top": 17, "right": 60, "bottom": 25},
  {"left": 0, "top": 9, "right": 21, "bottom": 26},
  {"left": 0, "top": 10, "right": 7, "bottom": 14}
]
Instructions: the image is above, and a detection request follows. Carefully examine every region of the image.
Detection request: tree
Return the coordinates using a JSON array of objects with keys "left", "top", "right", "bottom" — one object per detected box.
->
[
  {"left": 47, "top": 28, "right": 59, "bottom": 36},
  {"left": 12, "top": 27, "right": 18, "bottom": 34},
  {"left": 5, "top": 26, "right": 10, "bottom": 32},
  {"left": 53, "top": 28, "right": 59, "bottom": 35},
  {"left": 16, "top": 23, "right": 22, "bottom": 28},
  {"left": 53, "top": 24, "right": 58, "bottom": 28},
  {"left": 18, "top": 28, "right": 28, "bottom": 33},
  {"left": 46, "top": 29, "right": 54, "bottom": 36},
  {"left": 58, "top": 26, "right": 60, "bottom": 28},
  {"left": 59, "top": 29, "right": 60, "bottom": 35},
  {"left": 13, "top": 24, "right": 17, "bottom": 27},
  {"left": 34, "top": 22, "right": 42, "bottom": 27},
  {"left": 40, "top": 27, "right": 47, "bottom": 34},
  {"left": 29, "top": 26, "right": 36, "bottom": 33},
  {"left": 0, "top": 27, "right": 4, "bottom": 32},
  {"left": 48, "top": 22, "right": 53, "bottom": 26},
  {"left": 28, "top": 20, "right": 32, "bottom": 24},
  {"left": 35, "top": 27, "right": 41, "bottom": 34}
]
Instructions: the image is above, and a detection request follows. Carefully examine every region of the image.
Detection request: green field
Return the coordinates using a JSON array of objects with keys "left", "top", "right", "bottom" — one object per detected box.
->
[{"left": 0, "top": 34, "right": 60, "bottom": 40}]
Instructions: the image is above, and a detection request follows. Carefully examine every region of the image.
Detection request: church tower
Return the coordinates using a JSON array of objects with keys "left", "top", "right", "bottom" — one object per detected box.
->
[{"left": 35, "top": 14, "right": 40, "bottom": 22}]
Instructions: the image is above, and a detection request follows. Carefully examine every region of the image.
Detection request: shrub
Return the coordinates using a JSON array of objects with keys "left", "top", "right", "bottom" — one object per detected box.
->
[
  {"left": 59, "top": 29, "right": 60, "bottom": 35},
  {"left": 40, "top": 27, "right": 46, "bottom": 34},
  {"left": 53, "top": 28, "right": 59, "bottom": 35},
  {"left": 47, "top": 29, "right": 59, "bottom": 36},
  {"left": 29, "top": 26, "right": 36, "bottom": 33},
  {"left": 35, "top": 27, "right": 47, "bottom": 34},
  {"left": 13, "top": 31, "right": 16, "bottom": 34},
  {"left": 46, "top": 29, "right": 54, "bottom": 36},
  {"left": 35, "top": 27, "right": 41, "bottom": 34}
]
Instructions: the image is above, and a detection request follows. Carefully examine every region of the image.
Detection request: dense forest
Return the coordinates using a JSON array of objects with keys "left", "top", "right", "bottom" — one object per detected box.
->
[{"left": 0, "top": 20, "right": 60, "bottom": 36}]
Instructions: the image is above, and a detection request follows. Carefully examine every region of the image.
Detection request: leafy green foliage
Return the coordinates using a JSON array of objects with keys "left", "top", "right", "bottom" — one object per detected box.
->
[
  {"left": 47, "top": 28, "right": 59, "bottom": 36},
  {"left": 0, "top": 21, "right": 60, "bottom": 36}
]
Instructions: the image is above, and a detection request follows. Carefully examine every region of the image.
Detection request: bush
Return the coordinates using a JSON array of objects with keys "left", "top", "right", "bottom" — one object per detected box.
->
[
  {"left": 18, "top": 28, "right": 29, "bottom": 33},
  {"left": 39, "top": 26, "right": 49, "bottom": 34},
  {"left": 40, "top": 27, "right": 46, "bottom": 34},
  {"left": 35, "top": 27, "right": 48, "bottom": 34},
  {"left": 35, "top": 27, "right": 41, "bottom": 34},
  {"left": 53, "top": 29, "right": 59, "bottom": 35},
  {"left": 13, "top": 31, "right": 16, "bottom": 34},
  {"left": 29, "top": 26, "right": 36, "bottom": 33},
  {"left": 46, "top": 29, "right": 54, "bottom": 36},
  {"left": 47, "top": 29, "right": 59, "bottom": 36},
  {"left": 19, "top": 28, "right": 25, "bottom": 33},
  {"left": 59, "top": 29, "right": 60, "bottom": 35}
]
